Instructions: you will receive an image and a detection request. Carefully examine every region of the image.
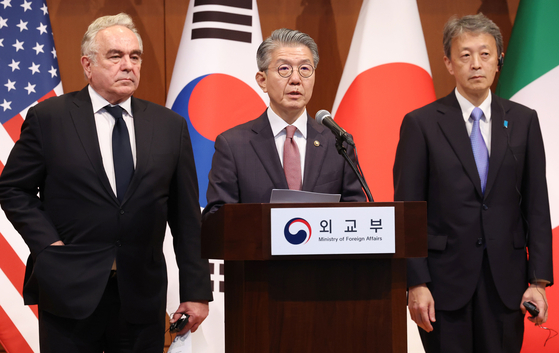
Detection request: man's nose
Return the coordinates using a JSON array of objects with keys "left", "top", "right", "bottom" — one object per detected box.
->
[
  {"left": 121, "top": 56, "right": 133, "bottom": 70},
  {"left": 289, "top": 70, "right": 302, "bottom": 84},
  {"left": 471, "top": 55, "right": 481, "bottom": 69}
]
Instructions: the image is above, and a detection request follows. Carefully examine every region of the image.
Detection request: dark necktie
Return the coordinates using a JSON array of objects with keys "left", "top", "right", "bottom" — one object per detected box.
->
[
  {"left": 105, "top": 105, "right": 134, "bottom": 202},
  {"left": 283, "top": 125, "right": 302, "bottom": 190},
  {"left": 470, "top": 107, "right": 489, "bottom": 194}
]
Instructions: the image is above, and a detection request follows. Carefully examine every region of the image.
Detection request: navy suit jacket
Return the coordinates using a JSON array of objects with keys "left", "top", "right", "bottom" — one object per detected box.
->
[
  {"left": 393, "top": 91, "right": 553, "bottom": 311},
  {"left": 0, "top": 87, "right": 212, "bottom": 323},
  {"left": 203, "top": 110, "right": 365, "bottom": 217}
]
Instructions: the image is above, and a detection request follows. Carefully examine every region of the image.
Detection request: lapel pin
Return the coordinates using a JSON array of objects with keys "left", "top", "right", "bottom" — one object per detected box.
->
[{"left": 314, "top": 140, "right": 320, "bottom": 147}]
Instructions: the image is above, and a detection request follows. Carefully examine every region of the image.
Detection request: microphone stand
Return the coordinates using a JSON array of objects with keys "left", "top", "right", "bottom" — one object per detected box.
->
[{"left": 335, "top": 137, "right": 373, "bottom": 202}]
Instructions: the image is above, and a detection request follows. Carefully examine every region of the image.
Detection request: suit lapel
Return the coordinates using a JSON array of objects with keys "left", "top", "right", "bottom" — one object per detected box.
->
[
  {"left": 249, "top": 112, "right": 288, "bottom": 189},
  {"left": 122, "top": 97, "right": 153, "bottom": 203},
  {"left": 437, "top": 93, "right": 484, "bottom": 197},
  {"left": 484, "top": 94, "right": 508, "bottom": 199},
  {"left": 70, "top": 87, "right": 116, "bottom": 201},
  {"left": 302, "top": 115, "right": 328, "bottom": 191}
]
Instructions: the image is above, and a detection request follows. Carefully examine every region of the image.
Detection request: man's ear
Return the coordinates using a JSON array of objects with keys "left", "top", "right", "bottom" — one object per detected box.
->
[
  {"left": 255, "top": 71, "right": 267, "bottom": 93},
  {"left": 443, "top": 55, "right": 454, "bottom": 76},
  {"left": 81, "top": 56, "right": 93, "bottom": 80},
  {"left": 497, "top": 53, "right": 505, "bottom": 72}
]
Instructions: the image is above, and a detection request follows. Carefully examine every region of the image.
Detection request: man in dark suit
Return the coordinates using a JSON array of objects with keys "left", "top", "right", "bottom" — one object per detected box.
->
[
  {"left": 0, "top": 13, "right": 212, "bottom": 352},
  {"left": 393, "top": 14, "right": 553, "bottom": 352},
  {"left": 203, "top": 29, "right": 365, "bottom": 216}
]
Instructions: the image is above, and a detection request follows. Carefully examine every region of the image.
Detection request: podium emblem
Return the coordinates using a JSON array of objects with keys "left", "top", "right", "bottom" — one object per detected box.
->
[{"left": 284, "top": 218, "right": 312, "bottom": 245}]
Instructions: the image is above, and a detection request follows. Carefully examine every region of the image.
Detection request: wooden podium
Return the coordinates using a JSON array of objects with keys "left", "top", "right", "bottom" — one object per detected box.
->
[{"left": 201, "top": 202, "right": 426, "bottom": 353}]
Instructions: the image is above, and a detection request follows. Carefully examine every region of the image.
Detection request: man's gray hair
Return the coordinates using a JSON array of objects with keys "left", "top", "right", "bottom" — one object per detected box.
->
[
  {"left": 443, "top": 13, "right": 503, "bottom": 58},
  {"left": 81, "top": 13, "right": 143, "bottom": 63},
  {"left": 256, "top": 28, "right": 319, "bottom": 71}
]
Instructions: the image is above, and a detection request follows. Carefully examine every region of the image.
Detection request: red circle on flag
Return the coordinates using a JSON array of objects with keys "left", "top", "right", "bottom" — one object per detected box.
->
[
  {"left": 189, "top": 74, "right": 266, "bottom": 141},
  {"left": 335, "top": 63, "right": 436, "bottom": 201}
]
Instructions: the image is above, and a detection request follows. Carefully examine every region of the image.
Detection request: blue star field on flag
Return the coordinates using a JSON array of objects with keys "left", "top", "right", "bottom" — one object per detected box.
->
[{"left": 0, "top": 0, "right": 61, "bottom": 124}]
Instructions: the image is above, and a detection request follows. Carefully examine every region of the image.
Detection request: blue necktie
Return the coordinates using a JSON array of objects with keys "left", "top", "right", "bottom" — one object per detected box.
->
[
  {"left": 105, "top": 105, "right": 134, "bottom": 202},
  {"left": 470, "top": 107, "right": 489, "bottom": 194}
]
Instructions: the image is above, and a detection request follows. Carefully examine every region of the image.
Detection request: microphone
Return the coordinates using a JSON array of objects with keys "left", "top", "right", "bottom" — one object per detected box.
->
[{"left": 315, "top": 110, "right": 355, "bottom": 146}]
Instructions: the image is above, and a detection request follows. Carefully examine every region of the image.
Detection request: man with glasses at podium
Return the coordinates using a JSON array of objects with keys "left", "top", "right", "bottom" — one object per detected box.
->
[{"left": 203, "top": 28, "right": 365, "bottom": 217}]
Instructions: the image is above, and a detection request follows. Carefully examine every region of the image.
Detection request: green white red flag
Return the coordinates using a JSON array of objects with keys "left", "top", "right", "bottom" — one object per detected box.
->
[{"left": 496, "top": 1, "right": 559, "bottom": 351}]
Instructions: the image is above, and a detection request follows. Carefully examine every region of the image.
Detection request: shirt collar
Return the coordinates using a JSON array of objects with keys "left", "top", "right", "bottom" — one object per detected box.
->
[
  {"left": 455, "top": 88, "right": 492, "bottom": 122},
  {"left": 88, "top": 85, "right": 133, "bottom": 117},
  {"left": 267, "top": 107, "right": 308, "bottom": 139}
]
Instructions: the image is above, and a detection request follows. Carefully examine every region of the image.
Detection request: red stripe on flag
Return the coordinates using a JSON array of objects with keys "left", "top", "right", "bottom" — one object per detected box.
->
[
  {"left": 0, "top": 161, "right": 4, "bottom": 176},
  {"left": 37, "top": 90, "right": 56, "bottom": 103},
  {"left": 521, "top": 225, "right": 559, "bottom": 352},
  {"left": 0, "top": 305, "right": 34, "bottom": 353},
  {"left": 29, "top": 305, "right": 38, "bottom": 319},
  {"left": 3, "top": 115, "right": 24, "bottom": 143},
  {"left": 0, "top": 232, "right": 26, "bottom": 297},
  {"left": 0, "top": 234, "right": 38, "bottom": 323}
]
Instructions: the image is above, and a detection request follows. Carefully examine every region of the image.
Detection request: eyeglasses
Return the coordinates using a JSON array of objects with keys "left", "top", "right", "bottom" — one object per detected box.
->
[{"left": 272, "top": 63, "right": 315, "bottom": 78}]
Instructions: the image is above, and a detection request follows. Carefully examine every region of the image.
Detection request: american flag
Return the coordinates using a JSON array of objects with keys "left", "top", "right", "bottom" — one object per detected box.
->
[{"left": 0, "top": 1, "right": 62, "bottom": 351}]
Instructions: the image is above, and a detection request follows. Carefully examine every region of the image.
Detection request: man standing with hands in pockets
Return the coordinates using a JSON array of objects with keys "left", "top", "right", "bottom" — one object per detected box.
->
[{"left": 0, "top": 13, "right": 212, "bottom": 352}]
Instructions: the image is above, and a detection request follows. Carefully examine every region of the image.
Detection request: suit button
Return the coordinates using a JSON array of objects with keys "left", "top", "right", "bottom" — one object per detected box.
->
[
  {"left": 482, "top": 204, "right": 489, "bottom": 210},
  {"left": 120, "top": 209, "right": 125, "bottom": 215},
  {"left": 477, "top": 238, "right": 483, "bottom": 246},
  {"left": 115, "top": 240, "right": 121, "bottom": 246}
]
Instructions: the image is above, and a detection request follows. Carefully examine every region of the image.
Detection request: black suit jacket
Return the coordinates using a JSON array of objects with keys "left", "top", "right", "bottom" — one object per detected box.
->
[
  {"left": 0, "top": 87, "right": 212, "bottom": 323},
  {"left": 203, "top": 110, "right": 365, "bottom": 216},
  {"left": 393, "top": 91, "right": 553, "bottom": 311}
]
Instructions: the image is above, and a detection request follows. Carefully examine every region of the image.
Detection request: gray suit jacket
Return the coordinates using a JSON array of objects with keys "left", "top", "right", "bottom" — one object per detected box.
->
[{"left": 203, "top": 111, "right": 366, "bottom": 217}]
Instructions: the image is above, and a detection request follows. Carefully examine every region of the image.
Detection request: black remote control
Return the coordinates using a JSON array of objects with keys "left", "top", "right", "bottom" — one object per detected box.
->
[
  {"left": 170, "top": 314, "right": 190, "bottom": 333},
  {"left": 523, "top": 301, "right": 539, "bottom": 317}
]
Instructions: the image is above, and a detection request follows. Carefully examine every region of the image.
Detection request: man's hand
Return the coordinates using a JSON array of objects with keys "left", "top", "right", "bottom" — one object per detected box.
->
[
  {"left": 170, "top": 301, "right": 209, "bottom": 335},
  {"left": 521, "top": 282, "right": 548, "bottom": 325},
  {"left": 50, "top": 240, "right": 64, "bottom": 246},
  {"left": 408, "top": 283, "right": 436, "bottom": 332}
]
